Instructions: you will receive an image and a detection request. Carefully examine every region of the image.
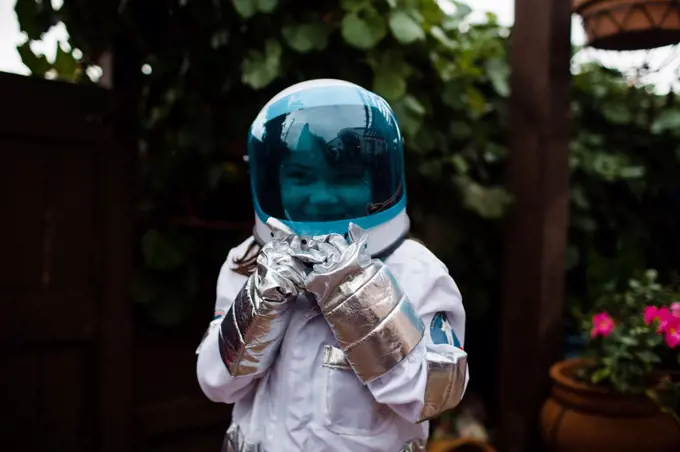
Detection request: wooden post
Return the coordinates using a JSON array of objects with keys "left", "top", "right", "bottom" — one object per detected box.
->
[
  {"left": 96, "top": 36, "right": 140, "bottom": 452},
  {"left": 498, "top": 0, "right": 572, "bottom": 451}
]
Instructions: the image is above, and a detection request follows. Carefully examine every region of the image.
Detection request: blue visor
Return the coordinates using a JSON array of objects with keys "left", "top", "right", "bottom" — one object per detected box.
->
[{"left": 247, "top": 85, "right": 406, "bottom": 236}]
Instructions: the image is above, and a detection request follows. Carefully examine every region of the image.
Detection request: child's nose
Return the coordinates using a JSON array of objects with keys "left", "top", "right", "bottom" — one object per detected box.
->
[{"left": 308, "top": 184, "right": 340, "bottom": 206}]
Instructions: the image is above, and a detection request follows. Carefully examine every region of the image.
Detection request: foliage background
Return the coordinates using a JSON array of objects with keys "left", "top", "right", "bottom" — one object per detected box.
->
[{"left": 14, "top": 0, "right": 680, "bottom": 420}]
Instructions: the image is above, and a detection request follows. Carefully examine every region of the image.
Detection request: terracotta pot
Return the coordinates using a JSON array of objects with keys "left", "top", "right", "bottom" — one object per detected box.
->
[
  {"left": 574, "top": 0, "right": 680, "bottom": 50},
  {"left": 428, "top": 438, "right": 497, "bottom": 452},
  {"left": 540, "top": 358, "right": 680, "bottom": 452}
]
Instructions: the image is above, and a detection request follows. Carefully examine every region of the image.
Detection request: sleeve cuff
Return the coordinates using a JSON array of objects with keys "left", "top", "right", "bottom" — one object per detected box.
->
[
  {"left": 321, "top": 262, "right": 425, "bottom": 383},
  {"left": 219, "top": 277, "right": 293, "bottom": 377},
  {"left": 417, "top": 347, "right": 468, "bottom": 422}
]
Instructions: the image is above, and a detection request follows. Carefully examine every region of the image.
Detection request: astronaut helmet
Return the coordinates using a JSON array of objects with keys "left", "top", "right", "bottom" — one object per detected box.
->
[{"left": 247, "top": 79, "right": 409, "bottom": 256}]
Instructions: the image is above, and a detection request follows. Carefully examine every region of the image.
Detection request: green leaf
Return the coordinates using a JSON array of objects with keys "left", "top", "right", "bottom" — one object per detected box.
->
[
  {"left": 242, "top": 40, "right": 282, "bottom": 89},
  {"left": 591, "top": 367, "right": 610, "bottom": 384},
  {"left": 457, "top": 177, "right": 513, "bottom": 219},
  {"left": 451, "top": 154, "right": 469, "bottom": 174},
  {"left": 464, "top": 86, "right": 488, "bottom": 116},
  {"left": 369, "top": 49, "right": 413, "bottom": 80},
  {"left": 373, "top": 72, "right": 406, "bottom": 100},
  {"left": 340, "top": 0, "right": 369, "bottom": 12},
  {"left": 618, "top": 336, "right": 639, "bottom": 347},
  {"left": 571, "top": 216, "right": 597, "bottom": 232},
  {"left": 485, "top": 57, "right": 509, "bottom": 97},
  {"left": 430, "top": 26, "right": 456, "bottom": 49},
  {"left": 341, "top": 10, "right": 387, "bottom": 50},
  {"left": 451, "top": 1, "right": 472, "bottom": 21},
  {"left": 565, "top": 245, "right": 580, "bottom": 271},
  {"left": 482, "top": 142, "right": 507, "bottom": 162},
  {"left": 602, "top": 102, "right": 632, "bottom": 124},
  {"left": 388, "top": 10, "right": 425, "bottom": 44},
  {"left": 231, "top": 0, "right": 278, "bottom": 17},
  {"left": 439, "top": 2, "right": 471, "bottom": 31},
  {"left": 570, "top": 186, "right": 589, "bottom": 209},
  {"left": 257, "top": 0, "right": 278, "bottom": 13},
  {"left": 442, "top": 83, "right": 465, "bottom": 108},
  {"left": 645, "top": 269, "right": 658, "bottom": 282},
  {"left": 635, "top": 351, "right": 661, "bottom": 364},
  {"left": 619, "top": 166, "right": 645, "bottom": 179},
  {"left": 16, "top": 42, "right": 51, "bottom": 77},
  {"left": 485, "top": 11, "right": 499, "bottom": 24},
  {"left": 646, "top": 388, "right": 661, "bottom": 403},
  {"left": 449, "top": 121, "right": 472, "bottom": 139},
  {"left": 391, "top": 98, "right": 423, "bottom": 138},
  {"left": 231, "top": 0, "right": 256, "bottom": 18},
  {"left": 651, "top": 109, "right": 680, "bottom": 134},
  {"left": 418, "top": 0, "right": 445, "bottom": 24},
  {"left": 403, "top": 94, "right": 426, "bottom": 116},
  {"left": 412, "top": 127, "right": 437, "bottom": 153},
  {"left": 591, "top": 153, "right": 621, "bottom": 180},
  {"left": 211, "top": 30, "right": 230, "bottom": 48},
  {"left": 53, "top": 44, "right": 79, "bottom": 81},
  {"left": 14, "top": 0, "right": 58, "bottom": 40},
  {"left": 282, "top": 22, "right": 329, "bottom": 53}
]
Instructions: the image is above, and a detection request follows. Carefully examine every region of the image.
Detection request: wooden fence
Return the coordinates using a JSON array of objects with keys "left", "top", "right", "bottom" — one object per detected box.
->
[{"left": 0, "top": 71, "right": 230, "bottom": 452}]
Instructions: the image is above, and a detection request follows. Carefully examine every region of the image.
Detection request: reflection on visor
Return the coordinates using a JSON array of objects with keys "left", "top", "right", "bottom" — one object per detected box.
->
[
  {"left": 326, "top": 128, "right": 387, "bottom": 165},
  {"left": 367, "top": 179, "right": 403, "bottom": 215}
]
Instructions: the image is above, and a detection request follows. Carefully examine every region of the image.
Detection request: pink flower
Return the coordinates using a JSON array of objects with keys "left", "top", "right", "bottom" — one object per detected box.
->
[
  {"left": 644, "top": 305, "right": 660, "bottom": 325},
  {"left": 657, "top": 307, "right": 674, "bottom": 329},
  {"left": 591, "top": 312, "right": 615, "bottom": 338},
  {"left": 662, "top": 316, "right": 680, "bottom": 349},
  {"left": 671, "top": 302, "right": 680, "bottom": 318},
  {"left": 642, "top": 304, "right": 680, "bottom": 348},
  {"left": 645, "top": 306, "right": 670, "bottom": 333},
  {"left": 659, "top": 307, "right": 679, "bottom": 329}
]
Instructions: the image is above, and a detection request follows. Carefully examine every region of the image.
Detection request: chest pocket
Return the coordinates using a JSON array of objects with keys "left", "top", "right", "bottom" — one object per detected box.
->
[{"left": 318, "top": 345, "right": 393, "bottom": 436}]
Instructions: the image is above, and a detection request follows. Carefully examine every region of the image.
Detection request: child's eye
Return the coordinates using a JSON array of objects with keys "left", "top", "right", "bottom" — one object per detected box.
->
[
  {"left": 331, "top": 177, "right": 363, "bottom": 188},
  {"left": 285, "top": 171, "right": 313, "bottom": 183},
  {"left": 341, "top": 174, "right": 364, "bottom": 182}
]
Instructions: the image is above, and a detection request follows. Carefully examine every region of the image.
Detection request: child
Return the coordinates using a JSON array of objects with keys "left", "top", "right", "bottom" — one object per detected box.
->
[{"left": 196, "top": 79, "right": 469, "bottom": 452}]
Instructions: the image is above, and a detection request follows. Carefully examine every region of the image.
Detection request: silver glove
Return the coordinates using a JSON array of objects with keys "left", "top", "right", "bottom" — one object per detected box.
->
[
  {"left": 305, "top": 223, "right": 425, "bottom": 384},
  {"left": 218, "top": 232, "right": 311, "bottom": 377}
]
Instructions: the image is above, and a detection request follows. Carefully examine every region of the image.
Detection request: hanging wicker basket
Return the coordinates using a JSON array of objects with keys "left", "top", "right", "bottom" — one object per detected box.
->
[{"left": 574, "top": 0, "right": 680, "bottom": 50}]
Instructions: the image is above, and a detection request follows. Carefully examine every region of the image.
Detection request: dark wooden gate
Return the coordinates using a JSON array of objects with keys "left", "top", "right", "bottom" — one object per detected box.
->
[
  {"left": 0, "top": 71, "right": 231, "bottom": 452},
  {"left": 0, "top": 71, "right": 134, "bottom": 451}
]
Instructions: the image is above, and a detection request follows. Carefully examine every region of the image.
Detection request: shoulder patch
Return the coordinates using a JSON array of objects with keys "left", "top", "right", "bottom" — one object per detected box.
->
[{"left": 430, "top": 312, "right": 460, "bottom": 347}]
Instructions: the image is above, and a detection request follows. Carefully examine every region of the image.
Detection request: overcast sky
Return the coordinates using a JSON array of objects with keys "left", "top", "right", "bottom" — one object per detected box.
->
[{"left": 0, "top": 0, "right": 677, "bottom": 92}]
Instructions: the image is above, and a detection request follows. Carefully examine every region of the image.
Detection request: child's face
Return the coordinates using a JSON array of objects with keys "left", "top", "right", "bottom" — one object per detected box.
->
[{"left": 279, "top": 144, "right": 372, "bottom": 223}]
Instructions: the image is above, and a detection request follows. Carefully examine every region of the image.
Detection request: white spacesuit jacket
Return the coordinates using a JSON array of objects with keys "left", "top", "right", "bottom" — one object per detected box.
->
[{"left": 196, "top": 236, "right": 469, "bottom": 452}]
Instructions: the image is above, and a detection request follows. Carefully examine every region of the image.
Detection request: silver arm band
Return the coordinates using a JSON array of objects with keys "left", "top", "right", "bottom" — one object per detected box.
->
[
  {"left": 417, "top": 347, "right": 468, "bottom": 422},
  {"left": 319, "top": 261, "right": 425, "bottom": 384},
  {"left": 218, "top": 276, "right": 294, "bottom": 377}
]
